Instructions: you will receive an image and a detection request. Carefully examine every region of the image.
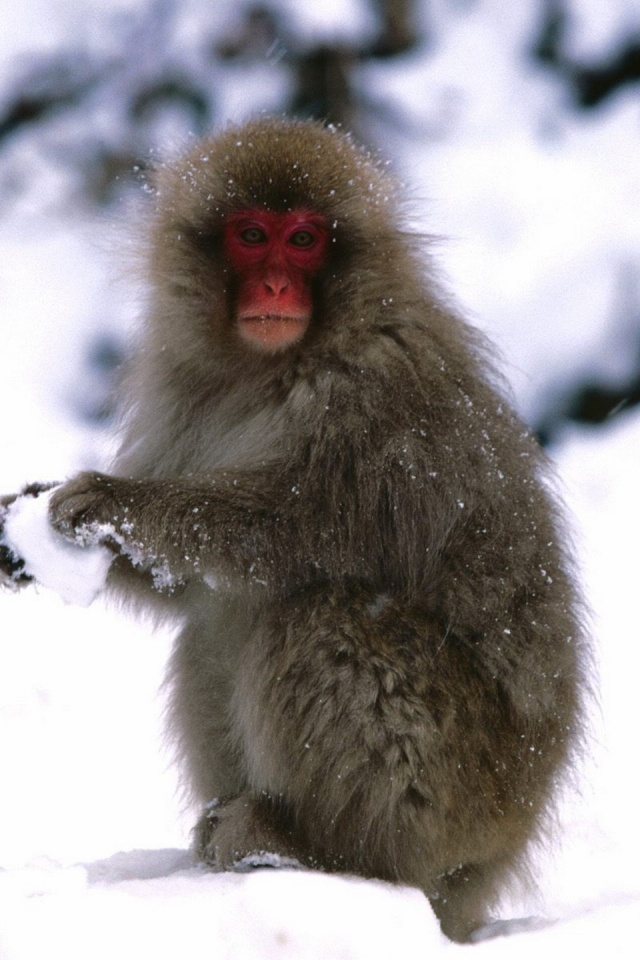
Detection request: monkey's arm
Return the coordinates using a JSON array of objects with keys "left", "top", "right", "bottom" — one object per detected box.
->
[{"left": 48, "top": 469, "right": 298, "bottom": 589}]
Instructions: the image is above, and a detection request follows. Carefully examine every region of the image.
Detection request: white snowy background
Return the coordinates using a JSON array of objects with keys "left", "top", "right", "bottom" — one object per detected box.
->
[{"left": 1, "top": 1, "right": 640, "bottom": 957}]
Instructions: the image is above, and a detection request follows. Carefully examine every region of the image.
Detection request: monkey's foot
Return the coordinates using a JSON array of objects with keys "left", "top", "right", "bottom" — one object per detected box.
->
[
  {"left": 469, "top": 916, "right": 553, "bottom": 942},
  {"left": 195, "top": 795, "right": 306, "bottom": 872},
  {"left": 233, "top": 852, "right": 304, "bottom": 872}
]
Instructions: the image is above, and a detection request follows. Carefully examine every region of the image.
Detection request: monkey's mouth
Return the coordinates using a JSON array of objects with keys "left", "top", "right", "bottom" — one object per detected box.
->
[{"left": 237, "top": 313, "right": 309, "bottom": 351}]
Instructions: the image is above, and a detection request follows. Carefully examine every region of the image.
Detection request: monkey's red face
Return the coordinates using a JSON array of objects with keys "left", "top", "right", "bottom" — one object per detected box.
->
[{"left": 223, "top": 210, "right": 329, "bottom": 352}]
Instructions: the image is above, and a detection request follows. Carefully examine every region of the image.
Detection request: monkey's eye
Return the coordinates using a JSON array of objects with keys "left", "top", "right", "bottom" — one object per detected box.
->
[
  {"left": 240, "top": 227, "right": 267, "bottom": 244},
  {"left": 289, "top": 230, "right": 316, "bottom": 248}
]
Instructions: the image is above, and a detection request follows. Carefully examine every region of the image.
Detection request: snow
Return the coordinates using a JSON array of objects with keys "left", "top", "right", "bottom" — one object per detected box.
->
[
  {"left": 564, "top": 0, "right": 640, "bottom": 60},
  {"left": 1, "top": 488, "right": 113, "bottom": 606},
  {"left": 270, "top": 0, "right": 377, "bottom": 46},
  {"left": 1, "top": 1, "right": 640, "bottom": 956},
  {"left": 364, "top": 1, "right": 640, "bottom": 422},
  {"left": 0, "top": 862, "right": 446, "bottom": 960}
]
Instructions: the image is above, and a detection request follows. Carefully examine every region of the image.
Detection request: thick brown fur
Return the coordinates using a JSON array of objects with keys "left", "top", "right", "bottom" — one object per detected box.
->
[{"left": 3, "top": 119, "right": 586, "bottom": 941}]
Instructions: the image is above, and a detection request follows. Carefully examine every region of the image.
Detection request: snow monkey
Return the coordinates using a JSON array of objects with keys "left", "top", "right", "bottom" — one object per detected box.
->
[{"left": 0, "top": 118, "right": 586, "bottom": 942}]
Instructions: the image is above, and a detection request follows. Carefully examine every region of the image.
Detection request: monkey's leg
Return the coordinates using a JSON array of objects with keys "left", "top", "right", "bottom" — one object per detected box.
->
[
  {"left": 166, "top": 600, "right": 254, "bottom": 809},
  {"left": 228, "top": 587, "right": 542, "bottom": 940},
  {"left": 429, "top": 859, "right": 519, "bottom": 943},
  {"left": 194, "top": 794, "right": 307, "bottom": 871}
]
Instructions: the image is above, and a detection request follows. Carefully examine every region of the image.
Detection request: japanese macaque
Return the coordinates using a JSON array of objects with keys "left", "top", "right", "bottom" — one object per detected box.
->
[{"left": 0, "top": 118, "right": 586, "bottom": 942}]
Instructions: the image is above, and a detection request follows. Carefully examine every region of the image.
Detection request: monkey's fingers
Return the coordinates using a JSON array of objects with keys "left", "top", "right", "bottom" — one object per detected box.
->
[
  {"left": 1, "top": 482, "right": 59, "bottom": 512},
  {"left": 48, "top": 471, "right": 119, "bottom": 544},
  {"left": 0, "top": 542, "right": 33, "bottom": 589},
  {"left": 0, "top": 494, "right": 18, "bottom": 514}
]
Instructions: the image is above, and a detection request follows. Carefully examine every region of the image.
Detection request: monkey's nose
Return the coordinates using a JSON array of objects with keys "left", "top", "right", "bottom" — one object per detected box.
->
[{"left": 263, "top": 274, "right": 289, "bottom": 296}]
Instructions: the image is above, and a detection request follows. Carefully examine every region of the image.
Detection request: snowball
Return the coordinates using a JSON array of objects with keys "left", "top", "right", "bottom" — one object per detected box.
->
[{"left": 1, "top": 488, "right": 113, "bottom": 607}]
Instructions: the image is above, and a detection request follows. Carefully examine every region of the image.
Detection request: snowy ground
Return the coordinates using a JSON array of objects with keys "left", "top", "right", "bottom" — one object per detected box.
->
[{"left": 2, "top": 1, "right": 640, "bottom": 957}]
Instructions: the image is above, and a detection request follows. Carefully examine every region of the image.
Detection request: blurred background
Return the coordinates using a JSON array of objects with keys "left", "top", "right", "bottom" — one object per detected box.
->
[
  {"left": 1, "top": 0, "right": 640, "bottom": 931},
  {"left": 2, "top": 0, "right": 640, "bottom": 463}
]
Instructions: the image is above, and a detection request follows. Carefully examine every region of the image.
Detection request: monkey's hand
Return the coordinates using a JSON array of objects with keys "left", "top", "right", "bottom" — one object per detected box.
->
[
  {"left": 49, "top": 471, "right": 195, "bottom": 594},
  {"left": 48, "top": 471, "right": 132, "bottom": 548}
]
